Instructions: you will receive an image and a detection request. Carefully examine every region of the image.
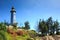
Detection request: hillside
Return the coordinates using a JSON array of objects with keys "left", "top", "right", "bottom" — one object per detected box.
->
[
  {"left": 0, "top": 28, "right": 60, "bottom": 40},
  {"left": 0, "top": 24, "right": 60, "bottom": 40}
]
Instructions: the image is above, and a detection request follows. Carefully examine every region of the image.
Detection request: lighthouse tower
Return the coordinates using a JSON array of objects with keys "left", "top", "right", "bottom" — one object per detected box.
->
[{"left": 10, "top": 6, "right": 16, "bottom": 25}]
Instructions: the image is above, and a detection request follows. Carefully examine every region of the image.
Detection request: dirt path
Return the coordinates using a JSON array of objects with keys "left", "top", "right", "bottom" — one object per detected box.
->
[
  {"left": 40, "top": 36, "right": 55, "bottom": 40},
  {"left": 53, "top": 35, "right": 60, "bottom": 40}
]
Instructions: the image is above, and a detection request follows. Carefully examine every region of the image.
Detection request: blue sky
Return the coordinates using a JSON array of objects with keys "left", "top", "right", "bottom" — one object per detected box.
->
[{"left": 0, "top": 0, "right": 60, "bottom": 30}]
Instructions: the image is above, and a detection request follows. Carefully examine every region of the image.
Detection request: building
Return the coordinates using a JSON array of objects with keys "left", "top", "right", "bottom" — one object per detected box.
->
[{"left": 10, "top": 6, "right": 16, "bottom": 25}]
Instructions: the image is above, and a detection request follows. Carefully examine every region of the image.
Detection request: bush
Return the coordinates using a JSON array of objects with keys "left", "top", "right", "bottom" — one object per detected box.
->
[
  {"left": 0, "top": 31, "right": 7, "bottom": 40},
  {"left": 7, "top": 28, "right": 14, "bottom": 34},
  {"left": 31, "top": 30, "right": 36, "bottom": 32},
  {"left": 16, "top": 30, "right": 23, "bottom": 35},
  {"left": 56, "top": 32, "right": 60, "bottom": 35},
  {"left": 28, "top": 30, "right": 36, "bottom": 38},
  {"left": 22, "top": 34, "right": 26, "bottom": 37},
  {"left": 27, "top": 38, "right": 33, "bottom": 40}
]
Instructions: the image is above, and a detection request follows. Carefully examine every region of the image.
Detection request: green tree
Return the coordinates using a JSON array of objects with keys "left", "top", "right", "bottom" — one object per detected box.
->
[
  {"left": 52, "top": 20, "right": 59, "bottom": 34},
  {"left": 46, "top": 17, "right": 53, "bottom": 34},
  {"left": 37, "top": 17, "right": 60, "bottom": 35},
  {"left": 38, "top": 19, "right": 48, "bottom": 35},
  {"left": 24, "top": 21, "right": 30, "bottom": 30},
  {"left": 0, "top": 22, "right": 6, "bottom": 31}
]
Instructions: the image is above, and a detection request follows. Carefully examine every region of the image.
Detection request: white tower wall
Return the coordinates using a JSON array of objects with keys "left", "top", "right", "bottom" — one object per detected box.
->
[{"left": 10, "top": 6, "right": 16, "bottom": 25}]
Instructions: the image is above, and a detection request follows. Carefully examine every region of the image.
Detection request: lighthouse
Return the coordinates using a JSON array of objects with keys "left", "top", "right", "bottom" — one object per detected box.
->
[{"left": 10, "top": 6, "right": 16, "bottom": 25}]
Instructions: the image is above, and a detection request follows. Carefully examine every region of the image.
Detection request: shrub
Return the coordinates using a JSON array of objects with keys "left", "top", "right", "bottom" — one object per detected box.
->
[
  {"left": 27, "top": 38, "right": 33, "bottom": 40},
  {"left": 28, "top": 30, "right": 36, "bottom": 38},
  {"left": 7, "top": 28, "right": 14, "bottom": 34},
  {"left": 16, "top": 30, "right": 23, "bottom": 35},
  {"left": 56, "top": 32, "right": 60, "bottom": 35},
  {"left": 0, "top": 31, "right": 7, "bottom": 40}
]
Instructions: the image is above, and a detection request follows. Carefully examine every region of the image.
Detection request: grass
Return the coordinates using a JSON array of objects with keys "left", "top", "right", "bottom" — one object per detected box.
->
[
  {"left": 5, "top": 32, "right": 30, "bottom": 40},
  {"left": 0, "top": 29, "right": 37, "bottom": 40},
  {"left": 5, "top": 32, "right": 13, "bottom": 40},
  {"left": 0, "top": 30, "right": 7, "bottom": 40},
  {"left": 5, "top": 30, "right": 30, "bottom": 40}
]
